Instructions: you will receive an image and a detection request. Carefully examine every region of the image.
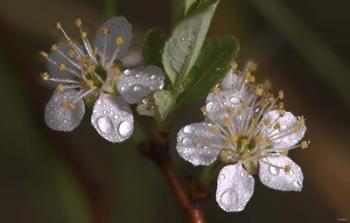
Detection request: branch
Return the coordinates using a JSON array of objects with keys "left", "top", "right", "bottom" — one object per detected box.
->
[{"left": 140, "top": 136, "right": 206, "bottom": 223}]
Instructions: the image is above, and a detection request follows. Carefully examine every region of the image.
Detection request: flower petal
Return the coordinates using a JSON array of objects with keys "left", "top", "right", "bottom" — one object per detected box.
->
[
  {"left": 94, "top": 16, "right": 132, "bottom": 63},
  {"left": 176, "top": 122, "right": 221, "bottom": 166},
  {"left": 47, "top": 41, "right": 82, "bottom": 79},
  {"left": 220, "top": 69, "right": 242, "bottom": 90},
  {"left": 91, "top": 93, "right": 134, "bottom": 143},
  {"left": 259, "top": 156, "right": 304, "bottom": 191},
  {"left": 44, "top": 89, "right": 85, "bottom": 132},
  {"left": 216, "top": 164, "right": 255, "bottom": 212},
  {"left": 259, "top": 110, "right": 306, "bottom": 150},
  {"left": 117, "top": 66, "right": 165, "bottom": 104}
]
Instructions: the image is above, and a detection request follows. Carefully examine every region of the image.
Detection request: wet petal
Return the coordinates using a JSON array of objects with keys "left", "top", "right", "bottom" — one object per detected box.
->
[
  {"left": 176, "top": 122, "right": 221, "bottom": 166},
  {"left": 91, "top": 93, "right": 134, "bottom": 143},
  {"left": 44, "top": 89, "right": 85, "bottom": 132},
  {"left": 117, "top": 66, "right": 165, "bottom": 104},
  {"left": 47, "top": 41, "right": 82, "bottom": 79},
  {"left": 220, "top": 69, "right": 242, "bottom": 90},
  {"left": 94, "top": 16, "right": 132, "bottom": 62},
  {"left": 259, "top": 110, "right": 306, "bottom": 151},
  {"left": 216, "top": 164, "right": 255, "bottom": 212},
  {"left": 259, "top": 156, "right": 303, "bottom": 191}
]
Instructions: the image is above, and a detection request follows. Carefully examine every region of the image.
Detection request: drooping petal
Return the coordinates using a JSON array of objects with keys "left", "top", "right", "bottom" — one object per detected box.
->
[
  {"left": 91, "top": 93, "right": 134, "bottom": 143},
  {"left": 216, "top": 164, "right": 255, "bottom": 212},
  {"left": 176, "top": 122, "right": 221, "bottom": 166},
  {"left": 47, "top": 41, "right": 82, "bottom": 79},
  {"left": 44, "top": 89, "right": 85, "bottom": 132},
  {"left": 259, "top": 156, "right": 304, "bottom": 191},
  {"left": 94, "top": 16, "right": 132, "bottom": 63},
  {"left": 117, "top": 66, "right": 165, "bottom": 104},
  {"left": 259, "top": 110, "right": 306, "bottom": 151}
]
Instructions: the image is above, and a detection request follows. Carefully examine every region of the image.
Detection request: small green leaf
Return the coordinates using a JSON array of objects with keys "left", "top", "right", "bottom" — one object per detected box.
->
[
  {"left": 171, "top": 0, "right": 199, "bottom": 27},
  {"left": 163, "top": 0, "right": 220, "bottom": 88},
  {"left": 143, "top": 28, "right": 166, "bottom": 68},
  {"left": 176, "top": 36, "right": 239, "bottom": 109}
]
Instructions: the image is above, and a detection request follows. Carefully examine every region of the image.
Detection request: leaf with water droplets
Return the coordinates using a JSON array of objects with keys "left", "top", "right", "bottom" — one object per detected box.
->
[
  {"left": 176, "top": 122, "right": 221, "bottom": 166},
  {"left": 91, "top": 93, "right": 134, "bottom": 143},
  {"left": 117, "top": 66, "right": 165, "bottom": 104},
  {"left": 163, "top": 0, "right": 220, "bottom": 86},
  {"left": 216, "top": 164, "right": 255, "bottom": 212},
  {"left": 176, "top": 36, "right": 239, "bottom": 109},
  {"left": 143, "top": 28, "right": 166, "bottom": 68},
  {"left": 259, "top": 156, "right": 304, "bottom": 191},
  {"left": 45, "top": 89, "right": 85, "bottom": 132}
]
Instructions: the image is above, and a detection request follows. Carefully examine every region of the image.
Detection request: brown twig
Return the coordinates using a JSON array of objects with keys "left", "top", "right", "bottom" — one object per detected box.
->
[{"left": 141, "top": 135, "right": 206, "bottom": 223}]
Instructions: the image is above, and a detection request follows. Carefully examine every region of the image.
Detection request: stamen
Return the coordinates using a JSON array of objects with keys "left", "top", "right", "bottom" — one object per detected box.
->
[
  {"left": 62, "top": 101, "right": 76, "bottom": 110},
  {"left": 115, "top": 36, "right": 124, "bottom": 45}
]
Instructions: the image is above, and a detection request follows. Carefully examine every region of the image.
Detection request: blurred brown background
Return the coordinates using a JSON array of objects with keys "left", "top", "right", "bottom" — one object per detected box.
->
[{"left": 0, "top": 0, "right": 349, "bottom": 222}]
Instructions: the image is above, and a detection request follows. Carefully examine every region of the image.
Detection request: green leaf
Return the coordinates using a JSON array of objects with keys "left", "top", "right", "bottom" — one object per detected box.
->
[
  {"left": 136, "top": 90, "right": 175, "bottom": 125},
  {"left": 163, "top": 0, "right": 220, "bottom": 88},
  {"left": 143, "top": 28, "right": 166, "bottom": 68},
  {"left": 176, "top": 36, "right": 239, "bottom": 109},
  {"left": 171, "top": 0, "right": 198, "bottom": 28}
]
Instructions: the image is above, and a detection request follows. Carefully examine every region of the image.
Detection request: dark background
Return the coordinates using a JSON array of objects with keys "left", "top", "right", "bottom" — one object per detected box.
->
[{"left": 0, "top": 0, "right": 349, "bottom": 222}]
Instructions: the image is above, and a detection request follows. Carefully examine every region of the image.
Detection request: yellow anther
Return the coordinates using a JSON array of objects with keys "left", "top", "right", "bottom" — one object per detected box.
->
[
  {"left": 266, "top": 137, "right": 273, "bottom": 145},
  {"left": 40, "top": 51, "right": 49, "bottom": 59},
  {"left": 284, "top": 165, "right": 291, "bottom": 174},
  {"left": 81, "top": 32, "right": 88, "bottom": 38},
  {"left": 51, "top": 44, "right": 59, "bottom": 51},
  {"left": 246, "top": 74, "right": 256, "bottom": 83},
  {"left": 62, "top": 101, "right": 76, "bottom": 110},
  {"left": 93, "top": 48, "right": 98, "bottom": 56},
  {"left": 57, "top": 84, "right": 65, "bottom": 92},
  {"left": 278, "top": 90, "right": 284, "bottom": 99},
  {"left": 85, "top": 80, "right": 94, "bottom": 88},
  {"left": 226, "top": 107, "right": 234, "bottom": 114},
  {"left": 223, "top": 117, "right": 231, "bottom": 126},
  {"left": 263, "top": 119, "right": 271, "bottom": 126},
  {"left": 115, "top": 36, "right": 124, "bottom": 45},
  {"left": 67, "top": 50, "right": 75, "bottom": 58},
  {"left": 230, "top": 61, "right": 238, "bottom": 70},
  {"left": 219, "top": 150, "right": 233, "bottom": 163},
  {"left": 213, "top": 85, "right": 221, "bottom": 94},
  {"left": 240, "top": 138, "right": 249, "bottom": 147},
  {"left": 278, "top": 102, "right": 284, "bottom": 110},
  {"left": 281, "top": 150, "right": 289, "bottom": 156},
  {"left": 255, "top": 86, "right": 263, "bottom": 96},
  {"left": 247, "top": 60, "right": 257, "bottom": 71},
  {"left": 113, "top": 66, "right": 121, "bottom": 77},
  {"left": 224, "top": 135, "right": 238, "bottom": 145},
  {"left": 301, "top": 141, "right": 309, "bottom": 149},
  {"left": 254, "top": 135, "right": 263, "bottom": 143},
  {"left": 201, "top": 106, "right": 208, "bottom": 115},
  {"left": 101, "top": 27, "right": 109, "bottom": 35},
  {"left": 87, "top": 65, "right": 96, "bottom": 73},
  {"left": 58, "top": 63, "right": 66, "bottom": 71},
  {"left": 41, "top": 72, "right": 49, "bottom": 81},
  {"left": 74, "top": 18, "right": 82, "bottom": 27},
  {"left": 273, "top": 123, "right": 281, "bottom": 130},
  {"left": 210, "top": 127, "right": 220, "bottom": 134},
  {"left": 67, "top": 40, "right": 73, "bottom": 46},
  {"left": 56, "top": 22, "right": 62, "bottom": 30}
]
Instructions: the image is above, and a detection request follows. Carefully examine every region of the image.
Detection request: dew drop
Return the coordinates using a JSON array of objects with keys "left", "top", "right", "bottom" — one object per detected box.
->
[
  {"left": 269, "top": 166, "right": 280, "bottom": 175},
  {"left": 118, "top": 121, "right": 132, "bottom": 137},
  {"left": 150, "top": 74, "right": 156, "bottom": 80},
  {"left": 219, "top": 174, "right": 226, "bottom": 181},
  {"left": 181, "top": 136, "right": 191, "bottom": 145},
  {"left": 206, "top": 102, "right": 214, "bottom": 112},
  {"left": 113, "top": 114, "right": 119, "bottom": 119},
  {"left": 133, "top": 85, "right": 142, "bottom": 93},
  {"left": 120, "top": 86, "right": 126, "bottom": 92},
  {"left": 124, "top": 69, "right": 131, "bottom": 75},
  {"left": 97, "top": 116, "right": 113, "bottom": 134},
  {"left": 183, "top": 126, "right": 192, "bottom": 134},
  {"left": 293, "top": 180, "right": 302, "bottom": 188}
]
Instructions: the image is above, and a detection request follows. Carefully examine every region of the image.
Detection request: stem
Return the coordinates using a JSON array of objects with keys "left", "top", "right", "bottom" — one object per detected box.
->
[{"left": 140, "top": 135, "right": 206, "bottom": 223}]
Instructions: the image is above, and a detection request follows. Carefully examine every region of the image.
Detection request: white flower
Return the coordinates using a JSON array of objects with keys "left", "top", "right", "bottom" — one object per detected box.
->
[
  {"left": 176, "top": 61, "right": 309, "bottom": 212},
  {"left": 41, "top": 17, "right": 165, "bottom": 143}
]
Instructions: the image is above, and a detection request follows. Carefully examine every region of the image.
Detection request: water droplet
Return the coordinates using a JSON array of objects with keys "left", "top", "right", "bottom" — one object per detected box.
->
[
  {"left": 206, "top": 102, "right": 214, "bottom": 112},
  {"left": 97, "top": 116, "right": 113, "bottom": 134},
  {"left": 113, "top": 114, "right": 119, "bottom": 119},
  {"left": 133, "top": 85, "right": 142, "bottom": 93},
  {"left": 150, "top": 74, "right": 156, "bottom": 80},
  {"left": 120, "top": 86, "right": 126, "bottom": 92},
  {"left": 124, "top": 69, "right": 131, "bottom": 75},
  {"left": 181, "top": 137, "right": 191, "bottom": 145},
  {"left": 183, "top": 126, "right": 192, "bottom": 134},
  {"left": 63, "top": 119, "right": 67, "bottom": 124},
  {"left": 118, "top": 121, "right": 132, "bottom": 137},
  {"left": 219, "top": 174, "right": 226, "bottom": 181},
  {"left": 135, "top": 74, "right": 140, "bottom": 78},
  {"left": 97, "top": 100, "right": 102, "bottom": 105},
  {"left": 269, "top": 166, "right": 280, "bottom": 175},
  {"left": 293, "top": 180, "right": 302, "bottom": 188}
]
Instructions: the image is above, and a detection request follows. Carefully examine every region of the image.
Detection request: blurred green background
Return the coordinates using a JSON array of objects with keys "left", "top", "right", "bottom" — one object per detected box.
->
[{"left": 0, "top": 0, "right": 349, "bottom": 222}]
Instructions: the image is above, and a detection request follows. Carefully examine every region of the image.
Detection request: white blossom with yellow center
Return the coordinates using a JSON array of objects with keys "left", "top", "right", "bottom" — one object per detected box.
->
[
  {"left": 41, "top": 17, "right": 165, "bottom": 143},
  {"left": 176, "top": 62, "right": 309, "bottom": 212}
]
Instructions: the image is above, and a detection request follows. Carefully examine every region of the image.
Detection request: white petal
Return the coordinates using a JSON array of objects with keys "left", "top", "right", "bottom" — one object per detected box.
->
[
  {"left": 220, "top": 69, "right": 242, "bottom": 90},
  {"left": 91, "top": 93, "right": 134, "bottom": 143},
  {"left": 47, "top": 41, "right": 82, "bottom": 79},
  {"left": 44, "top": 89, "right": 85, "bottom": 132},
  {"left": 176, "top": 122, "right": 221, "bottom": 166},
  {"left": 94, "top": 16, "right": 132, "bottom": 62},
  {"left": 117, "top": 66, "right": 165, "bottom": 104},
  {"left": 259, "top": 110, "right": 306, "bottom": 150},
  {"left": 216, "top": 164, "right": 255, "bottom": 212},
  {"left": 259, "top": 156, "right": 304, "bottom": 191}
]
